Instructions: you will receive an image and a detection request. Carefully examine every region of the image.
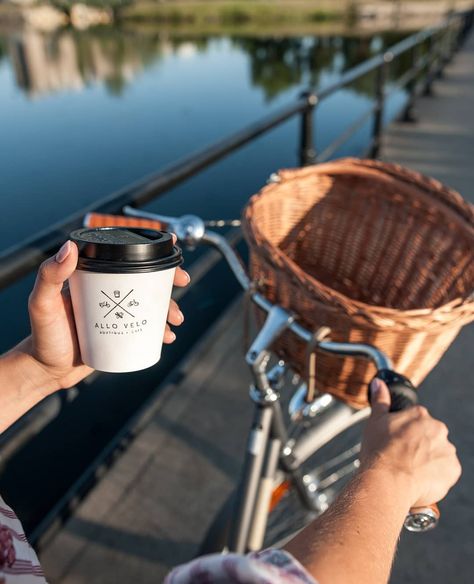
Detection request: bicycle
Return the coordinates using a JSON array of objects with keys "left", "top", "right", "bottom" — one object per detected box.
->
[{"left": 86, "top": 204, "right": 441, "bottom": 556}]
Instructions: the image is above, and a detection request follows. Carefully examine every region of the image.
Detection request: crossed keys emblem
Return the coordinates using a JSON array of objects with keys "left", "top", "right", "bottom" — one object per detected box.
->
[{"left": 100, "top": 289, "right": 135, "bottom": 319}]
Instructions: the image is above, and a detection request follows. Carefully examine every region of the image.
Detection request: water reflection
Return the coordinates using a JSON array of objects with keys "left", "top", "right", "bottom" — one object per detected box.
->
[
  {"left": 6, "top": 28, "right": 183, "bottom": 96},
  {"left": 2, "top": 26, "right": 407, "bottom": 100},
  {"left": 233, "top": 36, "right": 352, "bottom": 100},
  {"left": 233, "top": 32, "right": 411, "bottom": 100}
]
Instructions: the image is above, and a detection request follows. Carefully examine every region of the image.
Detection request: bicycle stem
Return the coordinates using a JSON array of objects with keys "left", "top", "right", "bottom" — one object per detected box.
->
[{"left": 201, "top": 229, "right": 393, "bottom": 371}]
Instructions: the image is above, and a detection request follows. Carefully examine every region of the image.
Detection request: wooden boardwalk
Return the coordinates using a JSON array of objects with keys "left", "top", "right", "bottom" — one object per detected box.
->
[
  {"left": 40, "top": 298, "right": 253, "bottom": 582},
  {"left": 381, "top": 31, "right": 474, "bottom": 583},
  {"left": 40, "top": 34, "right": 474, "bottom": 584}
]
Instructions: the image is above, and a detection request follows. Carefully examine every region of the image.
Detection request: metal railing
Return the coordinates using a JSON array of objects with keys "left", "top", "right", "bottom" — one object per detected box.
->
[{"left": 0, "top": 9, "right": 472, "bottom": 292}]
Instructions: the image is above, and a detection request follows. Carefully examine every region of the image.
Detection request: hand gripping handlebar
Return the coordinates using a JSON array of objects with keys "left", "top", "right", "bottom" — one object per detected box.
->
[{"left": 369, "top": 370, "right": 440, "bottom": 532}]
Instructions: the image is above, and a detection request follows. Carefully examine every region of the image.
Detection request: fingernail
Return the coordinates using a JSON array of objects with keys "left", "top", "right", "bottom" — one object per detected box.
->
[
  {"left": 370, "top": 378, "right": 382, "bottom": 396},
  {"left": 56, "top": 241, "right": 71, "bottom": 263},
  {"left": 183, "top": 271, "right": 191, "bottom": 284},
  {"left": 177, "top": 310, "right": 184, "bottom": 324},
  {"left": 169, "top": 331, "right": 176, "bottom": 342}
]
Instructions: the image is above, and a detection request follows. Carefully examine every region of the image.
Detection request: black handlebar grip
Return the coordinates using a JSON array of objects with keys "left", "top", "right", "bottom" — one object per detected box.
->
[
  {"left": 368, "top": 369, "right": 440, "bottom": 533},
  {"left": 369, "top": 369, "right": 418, "bottom": 412}
]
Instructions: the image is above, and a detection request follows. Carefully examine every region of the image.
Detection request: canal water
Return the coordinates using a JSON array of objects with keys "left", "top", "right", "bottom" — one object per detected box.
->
[
  {"left": 0, "top": 25, "right": 410, "bottom": 535},
  {"left": 0, "top": 27, "right": 411, "bottom": 254}
]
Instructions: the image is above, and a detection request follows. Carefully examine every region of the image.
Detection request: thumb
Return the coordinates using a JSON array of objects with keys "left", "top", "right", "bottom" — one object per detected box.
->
[
  {"left": 369, "top": 378, "right": 391, "bottom": 417},
  {"left": 29, "top": 241, "right": 78, "bottom": 312}
]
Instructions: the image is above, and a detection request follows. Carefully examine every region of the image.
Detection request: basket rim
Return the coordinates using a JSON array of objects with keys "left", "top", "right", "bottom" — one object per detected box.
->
[
  {"left": 277, "top": 157, "right": 474, "bottom": 226},
  {"left": 242, "top": 158, "right": 474, "bottom": 329},
  {"left": 246, "top": 236, "right": 474, "bottom": 330}
]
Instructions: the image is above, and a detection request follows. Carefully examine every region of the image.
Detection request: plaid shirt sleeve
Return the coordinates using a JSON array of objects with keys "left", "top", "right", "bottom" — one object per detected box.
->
[
  {"left": 164, "top": 549, "right": 317, "bottom": 584},
  {"left": 0, "top": 497, "right": 47, "bottom": 584}
]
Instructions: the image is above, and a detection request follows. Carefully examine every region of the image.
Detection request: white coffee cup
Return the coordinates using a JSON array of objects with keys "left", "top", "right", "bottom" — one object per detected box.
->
[{"left": 69, "top": 227, "right": 182, "bottom": 373}]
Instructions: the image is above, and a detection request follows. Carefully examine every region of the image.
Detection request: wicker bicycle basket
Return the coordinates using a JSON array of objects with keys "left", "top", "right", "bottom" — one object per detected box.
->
[{"left": 242, "top": 158, "right": 474, "bottom": 408}]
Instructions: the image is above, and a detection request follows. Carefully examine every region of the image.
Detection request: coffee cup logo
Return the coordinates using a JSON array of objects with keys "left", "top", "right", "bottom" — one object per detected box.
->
[
  {"left": 99, "top": 289, "right": 139, "bottom": 319},
  {"left": 93, "top": 287, "right": 147, "bottom": 337}
]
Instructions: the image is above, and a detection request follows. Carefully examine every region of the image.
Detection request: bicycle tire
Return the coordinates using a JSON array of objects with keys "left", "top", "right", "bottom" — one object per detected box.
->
[{"left": 199, "top": 402, "right": 370, "bottom": 554}]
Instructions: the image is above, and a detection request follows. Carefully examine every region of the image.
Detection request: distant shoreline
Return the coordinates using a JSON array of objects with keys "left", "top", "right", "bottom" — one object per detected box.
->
[
  {"left": 0, "top": 0, "right": 472, "bottom": 34},
  {"left": 119, "top": 1, "right": 472, "bottom": 28}
]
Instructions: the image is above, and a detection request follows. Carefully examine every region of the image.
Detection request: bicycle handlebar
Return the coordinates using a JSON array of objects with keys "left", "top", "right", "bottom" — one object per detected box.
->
[
  {"left": 90, "top": 208, "right": 392, "bottom": 371},
  {"left": 85, "top": 208, "right": 440, "bottom": 532}
]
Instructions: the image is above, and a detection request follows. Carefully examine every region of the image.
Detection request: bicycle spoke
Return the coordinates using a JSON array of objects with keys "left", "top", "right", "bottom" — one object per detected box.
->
[
  {"left": 313, "top": 443, "right": 361, "bottom": 475},
  {"left": 267, "top": 493, "right": 317, "bottom": 545},
  {"left": 318, "top": 459, "right": 361, "bottom": 490}
]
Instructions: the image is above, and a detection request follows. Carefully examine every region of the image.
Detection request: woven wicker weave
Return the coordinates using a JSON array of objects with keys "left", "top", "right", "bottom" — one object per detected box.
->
[{"left": 242, "top": 158, "right": 474, "bottom": 408}]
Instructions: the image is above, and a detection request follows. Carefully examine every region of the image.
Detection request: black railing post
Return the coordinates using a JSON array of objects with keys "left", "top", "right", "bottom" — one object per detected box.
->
[
  {"left": 457, "top": 10, "right": 470, "bottom": 46},
  {"left": 455, "top": 14, "right": 465, "bottom": 49},
  {"left": 436, "top": 30, "right": 447, "bottom": 79},
  {"left": 401, "top": 46, "right": 419, "bottom": 123},
  {"left": 370, "top": 55, "right": 390, "bottom": 159},
  {"left": 299, "top": 91, "right": 318, "bottom": 166},
  {"left": 445, "top": 18, "right": 457, "bottom": 63},
  {"left": 442, "top": 18, "right": 456, "bottom": 67},
  {"left": 423, "top": 35, "right": 436, "bottom": 96}
]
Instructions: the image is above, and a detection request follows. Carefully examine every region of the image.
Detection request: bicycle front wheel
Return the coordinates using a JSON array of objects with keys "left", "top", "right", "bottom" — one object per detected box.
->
[
  {"left": 199, "top": 401, "right": 370, "bottom": 554},
  {"left": 264, "top": 404, "right": 369, "bottom": 548}
]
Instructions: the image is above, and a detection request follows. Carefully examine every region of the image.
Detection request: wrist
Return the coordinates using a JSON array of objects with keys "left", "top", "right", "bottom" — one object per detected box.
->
[
  {"left": 358, "top": 460, "right": 416, "bottom": 516},
  {"left": 0, "top": 342, "right": 60, "bottom": 433},
  {"left": 9, "top": 338, "right": 61, "bottom": 397}
]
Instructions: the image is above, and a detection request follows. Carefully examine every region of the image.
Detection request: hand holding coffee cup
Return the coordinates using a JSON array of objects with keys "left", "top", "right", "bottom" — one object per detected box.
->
[
  {"left": 68, "top": 227, "right": 187, "bottom": 373},
  {"left": 27, "top": 235, "right": 189, "bottom": 390}
]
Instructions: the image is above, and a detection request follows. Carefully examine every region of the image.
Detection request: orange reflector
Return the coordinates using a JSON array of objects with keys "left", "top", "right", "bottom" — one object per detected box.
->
[{"left": 269, "top": 480, "right": 291, "bottom": 511}]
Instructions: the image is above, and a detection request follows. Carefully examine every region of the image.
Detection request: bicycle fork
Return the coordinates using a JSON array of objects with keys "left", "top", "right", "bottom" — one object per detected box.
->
[{"left": 227, "top": 307, "right": 319, "bottom": 553}]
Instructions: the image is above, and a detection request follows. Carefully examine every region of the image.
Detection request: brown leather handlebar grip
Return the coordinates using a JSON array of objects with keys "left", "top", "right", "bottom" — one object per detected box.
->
[{"left": 84, "top": 212, "right": 165, "bottom": 231}]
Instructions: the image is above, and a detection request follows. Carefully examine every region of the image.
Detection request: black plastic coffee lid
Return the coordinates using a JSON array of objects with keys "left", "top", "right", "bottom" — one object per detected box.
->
[{"left": 70, "top": 227, "right": 183, "bottom": 273}]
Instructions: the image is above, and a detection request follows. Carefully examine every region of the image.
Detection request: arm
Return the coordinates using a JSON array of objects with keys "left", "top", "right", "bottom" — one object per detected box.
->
[
  {"left": 0, "top": 339, "right": 59, "bottom": 433},
  {"left": 0, "top": 240, "right": 190, "bottom": 433},
  {"left": 285, "top": 379, "right": 462, "bottom": 584},
  {"left": 285, "top": 461, "right": 408, "bottom": 584}
]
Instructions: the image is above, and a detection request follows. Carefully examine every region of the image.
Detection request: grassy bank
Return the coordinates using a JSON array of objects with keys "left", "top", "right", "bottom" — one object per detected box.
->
[
  {"left": 118, "top": 0, "right": 473, "bottom": 27},
  {"left": 120, "top": 1, "right": 348, "bottom": 26}
]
